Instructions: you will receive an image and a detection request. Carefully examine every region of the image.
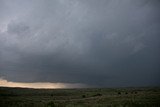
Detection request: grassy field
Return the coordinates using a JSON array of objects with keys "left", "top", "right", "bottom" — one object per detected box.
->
[{"left": 0, "top": 87, "right": 160, "bottom": 107}]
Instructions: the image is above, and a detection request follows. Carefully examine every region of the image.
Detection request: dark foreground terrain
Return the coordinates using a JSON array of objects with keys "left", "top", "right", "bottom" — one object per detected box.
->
[{"left": 0, "top": 87, "right": 160, "bottom": 107}]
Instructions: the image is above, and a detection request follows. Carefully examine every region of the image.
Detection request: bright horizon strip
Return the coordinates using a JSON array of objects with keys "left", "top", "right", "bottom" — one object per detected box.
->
[{"left": 0, "top": 78, "right": 88, "bottom": 89}]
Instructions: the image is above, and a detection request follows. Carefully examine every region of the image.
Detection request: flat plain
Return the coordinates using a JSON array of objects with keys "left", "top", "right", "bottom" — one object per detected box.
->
[{"left": 0, "top": 87, "right": 160, "bottom": 107}]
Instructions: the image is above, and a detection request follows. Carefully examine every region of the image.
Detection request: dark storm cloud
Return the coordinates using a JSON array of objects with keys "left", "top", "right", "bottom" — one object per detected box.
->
[{"left": 0, "top": 0, "right": 160, "bottom": 87}]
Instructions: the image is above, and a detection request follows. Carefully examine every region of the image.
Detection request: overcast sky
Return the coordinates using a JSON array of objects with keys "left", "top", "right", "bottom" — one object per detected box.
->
[{"left": 0, "top": 0, "right": 160, "bottom": 87}]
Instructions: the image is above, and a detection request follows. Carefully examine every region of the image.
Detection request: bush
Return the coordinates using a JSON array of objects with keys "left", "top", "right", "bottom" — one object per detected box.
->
[
  {"left": 47, "top": 101, "right": 55, "bottom": 107},
  {"left": 93, "top": 93, "right": 102, "bottom": 97},
  {"left": 118, "top": 92, "right": 121, "bottom": 95},
  {"left": 82, "top": 95, "right": 86, "bottom": 98}
]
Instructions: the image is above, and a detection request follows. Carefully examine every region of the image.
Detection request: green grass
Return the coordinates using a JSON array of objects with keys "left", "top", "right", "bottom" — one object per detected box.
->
[{"left": 0, "top": 87, "right": 160, "bottom": 107}]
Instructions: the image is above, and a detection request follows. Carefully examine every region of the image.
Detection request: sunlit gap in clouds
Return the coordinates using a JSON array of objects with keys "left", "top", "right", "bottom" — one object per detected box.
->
[{"left": 0, "top": 78, "right": 88, "bottom": 89}]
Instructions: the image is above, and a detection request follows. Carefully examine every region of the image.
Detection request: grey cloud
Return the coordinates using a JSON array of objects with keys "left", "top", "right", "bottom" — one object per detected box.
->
[
  {"left": 7, "top": 22, "right": 30, "bottom": 35},
  {"left": 0, "top": 0, "right": 160, "bottom": 87}
]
